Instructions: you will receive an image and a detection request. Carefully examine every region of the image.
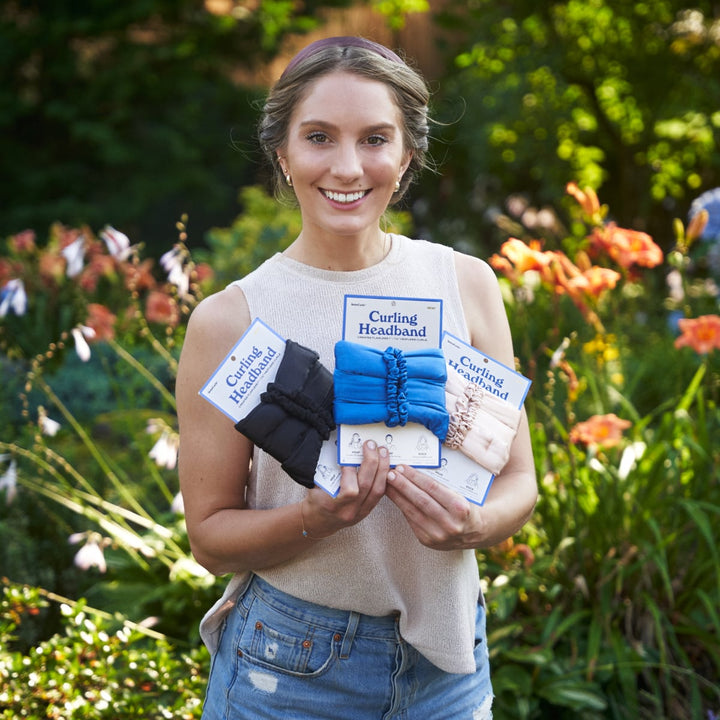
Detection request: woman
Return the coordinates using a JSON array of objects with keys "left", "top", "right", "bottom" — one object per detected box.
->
[{"left": 176, "top": 36, "right": 537, "bottom": 720}]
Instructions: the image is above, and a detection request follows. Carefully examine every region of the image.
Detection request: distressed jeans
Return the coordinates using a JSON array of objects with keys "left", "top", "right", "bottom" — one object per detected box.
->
[{"left": 201, "top": 574, "right": 493, "bottom": 720}]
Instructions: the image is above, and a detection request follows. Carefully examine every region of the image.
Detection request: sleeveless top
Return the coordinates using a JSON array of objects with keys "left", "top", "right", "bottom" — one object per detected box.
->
[{"left": 199, "top": 234, "right": 481, "bottom": 674}]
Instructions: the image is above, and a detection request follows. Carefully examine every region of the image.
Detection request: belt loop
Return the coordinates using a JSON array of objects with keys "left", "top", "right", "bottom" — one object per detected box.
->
[{"left": 340, "top": 611, "right": 360, "bottom": 659}]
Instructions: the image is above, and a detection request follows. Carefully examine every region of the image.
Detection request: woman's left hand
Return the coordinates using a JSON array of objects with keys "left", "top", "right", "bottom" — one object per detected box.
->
[{"left": 384, "top": 465, "right": 484, "bottom": 550}]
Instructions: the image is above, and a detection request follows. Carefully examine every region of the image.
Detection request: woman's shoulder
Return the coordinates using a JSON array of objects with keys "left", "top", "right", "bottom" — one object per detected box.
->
[
  {"left": 452, "top": 249, "right": 496, "bottom": 288},
  {"left": 186, "top": 285, "right": 251, "bottom": 349}
]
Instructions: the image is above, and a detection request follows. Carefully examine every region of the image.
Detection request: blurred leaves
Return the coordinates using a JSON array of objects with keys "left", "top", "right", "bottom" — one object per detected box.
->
[
  {"left": 424, "top": 0, "right": 720, "bottom": 255},
  {"left": 0, "top": 0, "right": 354, "bottom": 251}
]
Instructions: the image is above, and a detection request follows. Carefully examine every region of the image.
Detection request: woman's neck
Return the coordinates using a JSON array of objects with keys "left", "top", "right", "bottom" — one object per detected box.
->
[{"left": 284, "top": 229, "right": 391, "bottom": 272}]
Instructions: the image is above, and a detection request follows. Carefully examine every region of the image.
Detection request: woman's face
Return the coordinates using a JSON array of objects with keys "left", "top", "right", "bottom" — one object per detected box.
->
[{"left": 279, "top": 71, "right": 411, "bottom": 240}]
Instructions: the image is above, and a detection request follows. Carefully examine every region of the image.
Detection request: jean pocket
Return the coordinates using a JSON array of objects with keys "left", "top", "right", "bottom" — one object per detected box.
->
[{"left": 235, "top": 596, "right": 340, "bottom": 678}]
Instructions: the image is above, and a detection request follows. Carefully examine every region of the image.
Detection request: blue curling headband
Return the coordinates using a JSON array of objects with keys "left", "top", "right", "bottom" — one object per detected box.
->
[{"left": 333, "top": 340, "right": 449, "bottom": 441}]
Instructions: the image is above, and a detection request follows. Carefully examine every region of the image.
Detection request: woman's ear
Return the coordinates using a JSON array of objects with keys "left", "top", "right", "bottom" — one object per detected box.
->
[
  {"left": 277, "top": 152, "right": 288, "bottom": 175},
  {"left": 400, "top": 152, "right": 413, "bottom": 177}
]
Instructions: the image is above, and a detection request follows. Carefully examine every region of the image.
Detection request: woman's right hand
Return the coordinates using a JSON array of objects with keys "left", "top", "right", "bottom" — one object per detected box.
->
[{"left": 300, "top": 440, "right": 390, "bottom": 540}]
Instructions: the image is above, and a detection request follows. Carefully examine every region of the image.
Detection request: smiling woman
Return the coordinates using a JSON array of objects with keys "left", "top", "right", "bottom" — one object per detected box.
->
[{"left": 176, "top": 35, "right": 537, "bottom": 720}]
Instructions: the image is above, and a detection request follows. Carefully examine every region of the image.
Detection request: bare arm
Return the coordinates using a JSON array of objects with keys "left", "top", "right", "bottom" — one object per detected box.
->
[
  {"left": 384, "top": 251, "right": 538, "bottom": 550},
  {"left": 177, "top": 287, "right": 389, "bottom": 577}
]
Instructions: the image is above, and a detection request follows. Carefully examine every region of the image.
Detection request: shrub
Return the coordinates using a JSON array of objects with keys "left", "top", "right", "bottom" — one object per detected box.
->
[
  {"left": 0, "top": 580, "right": 208, "bottom": 719},
  {"left": 485, "top": 184, "right": 720, "bottom": 718}
]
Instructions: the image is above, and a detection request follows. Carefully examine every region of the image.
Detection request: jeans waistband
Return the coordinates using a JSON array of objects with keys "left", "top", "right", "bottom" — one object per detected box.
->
[{"left": 246, "top": 574, "right": 400, "bottom": 649}]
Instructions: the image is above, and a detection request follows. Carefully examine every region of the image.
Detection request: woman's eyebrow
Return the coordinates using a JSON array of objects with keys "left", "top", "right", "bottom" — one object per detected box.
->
[{"left": 297, "top": 119, "right": 399, "bottom": 134}]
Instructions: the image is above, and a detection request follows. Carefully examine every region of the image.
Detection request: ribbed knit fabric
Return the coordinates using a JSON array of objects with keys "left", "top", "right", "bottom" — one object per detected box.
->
[{"left": 199, "top": 235, "right": 480, "bottom": 674}]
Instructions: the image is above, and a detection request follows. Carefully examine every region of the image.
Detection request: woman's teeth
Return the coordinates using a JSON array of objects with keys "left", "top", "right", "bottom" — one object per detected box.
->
[{"left": 323, "top": 190, "right": 366, "bottom": 203}]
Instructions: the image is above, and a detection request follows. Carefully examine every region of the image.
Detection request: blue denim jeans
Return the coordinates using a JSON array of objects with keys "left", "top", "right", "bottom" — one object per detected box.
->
[{"left": 201, "top": 574, "right": 493, "bottom": 720}]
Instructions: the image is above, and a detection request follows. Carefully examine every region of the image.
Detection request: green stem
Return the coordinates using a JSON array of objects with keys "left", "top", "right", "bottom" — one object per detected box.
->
[
  {"left": 37, "top": 377, "right": 149, "bottom": 518},
  {"left": 2, "top": 441, "right": 189, "bottom": 567},
  {"left": 109, "top": 338, "right": 177, "bottom": 410},
  {"left": 33, "top": 585, "right": 169, "bottom": 641}
]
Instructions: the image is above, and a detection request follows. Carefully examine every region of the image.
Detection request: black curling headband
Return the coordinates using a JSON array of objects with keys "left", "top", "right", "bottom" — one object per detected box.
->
[{"left": 234, "top": 340, "right": 335, "bottom": 489}]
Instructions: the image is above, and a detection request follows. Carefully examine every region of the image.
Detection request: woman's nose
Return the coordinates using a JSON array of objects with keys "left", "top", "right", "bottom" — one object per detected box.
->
[{"left": 331, "top": 142, "right": 362, "bottom": 182}]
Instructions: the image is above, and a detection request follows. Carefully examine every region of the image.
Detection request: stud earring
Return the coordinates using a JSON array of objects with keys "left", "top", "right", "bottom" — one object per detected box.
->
[
  {"left": 394, "top": 179, "right": 401, "bottom": 193},
  {"left": 285, "top": 173, "right": 293, "bottom": 187}
]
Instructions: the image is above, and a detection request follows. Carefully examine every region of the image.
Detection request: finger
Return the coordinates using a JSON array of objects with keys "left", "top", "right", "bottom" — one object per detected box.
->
[
  {"left": 389, "top": 464, "right": 469, "bottom": 516},
  {"left": 335, "top": 440, "right": 384, "bottom": 504},
  {"left": 387, "top": 466, "right": 471, "bottom": 536},
  {"left": 364, "top": 443, "right": 390, "bottom": 503},
  {"left": 386, "top": 465, "right": 443, "bottom": 516}
]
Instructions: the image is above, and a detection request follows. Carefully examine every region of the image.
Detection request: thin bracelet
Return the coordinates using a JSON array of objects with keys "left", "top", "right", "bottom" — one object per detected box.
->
[{"left": 300, "top": 498, "right": 333, "bottom": 540}]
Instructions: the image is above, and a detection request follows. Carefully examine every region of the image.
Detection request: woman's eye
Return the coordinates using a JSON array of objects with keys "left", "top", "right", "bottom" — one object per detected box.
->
[
  {"left": 306, "top": 132, "right": 329, "bottom": 144},
  {"left": 367, "top": 135, "right": 388, "bottom": 146}
]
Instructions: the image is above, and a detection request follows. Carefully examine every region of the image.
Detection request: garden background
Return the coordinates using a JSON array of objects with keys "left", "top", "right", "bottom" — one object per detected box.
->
[{"left": 1, "top": 1, "right": 719, "bottom": 718}]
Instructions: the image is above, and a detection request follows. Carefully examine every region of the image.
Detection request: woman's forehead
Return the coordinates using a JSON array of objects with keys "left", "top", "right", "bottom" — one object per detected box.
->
[{"left": 290, "top": 72, "right": 402, "bottom": 125}]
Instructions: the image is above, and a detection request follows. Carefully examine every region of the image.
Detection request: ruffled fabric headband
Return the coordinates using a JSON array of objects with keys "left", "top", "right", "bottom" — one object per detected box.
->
[
  {"left": 280, "top": 36, "right": 404, "bottom": 79},
  {"left": 234, "top": 339, "right": 335, "bottom": 488},
  {"left": 333, "top": 340, "right": 449, "bottom": 441},
  {"left": 444, "top": 366, "right": 522, "bottom": 475}
]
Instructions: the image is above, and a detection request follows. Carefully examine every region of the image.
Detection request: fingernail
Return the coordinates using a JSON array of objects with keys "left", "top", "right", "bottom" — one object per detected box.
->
[
  {"left": 367, "top": 440, "right": 376, "bottom": 450},
  {"left": 387, "top": 471, "right": 395, "bottom": 482},
  {"left": 395, "top": 465, "right": 405, "bottom": 474},
  {"left": 379, "top": 447, "right": 388, "bottom": 457}
]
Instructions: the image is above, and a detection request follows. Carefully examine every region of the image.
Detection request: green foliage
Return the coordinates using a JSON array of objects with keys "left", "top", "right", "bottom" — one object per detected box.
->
[
  {"left": 198, "top": 185, "right": 302, "bottom": 289},
  {"left": 0, "top": 580, "right": 209, "bottom": 719},
  {"left": 0, "top": 0, "right": 355, "bottom": 251},
  {"left": 485, "top": 190, "right": 720, "bottom": 718},
  {"left": 0, "top": 218, "right": 227, "bottom": 645},
  {"left": 485, "top": 365, "right": 720, "bottom": 718},
  {"left": 371, "top": 0, "right": 430, "bottom": 31},
  {"left": 424, "top": 0, "right": 720, "bottom": 254}
]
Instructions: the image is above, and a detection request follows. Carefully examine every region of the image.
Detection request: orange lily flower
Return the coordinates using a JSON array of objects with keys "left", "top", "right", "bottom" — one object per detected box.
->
[
  {"left": 686, "top": 209, "right": 709, "bottom": 243},
  {"left": 590, "top": 223, "right": 663, "bottom": 269},
  {"left": 498, "top": 238, "right": 552, "bottom": 274},
  {"left": 569, "top": 413, "right": 632, "bottom": 449},
  {"left": 566, "top": 182, "right": 601, "bottom": 219},
  {"left": 674, "top": 315, "right": 720, "bottom": 355},
  {"left": 577, "top": 266, "right": 621, "bottom": 297}
]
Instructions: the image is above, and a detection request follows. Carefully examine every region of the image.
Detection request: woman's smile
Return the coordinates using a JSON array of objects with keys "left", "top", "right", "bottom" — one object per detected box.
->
[{"left": 320, "top": 188, "right": 371, "bottom": 205}]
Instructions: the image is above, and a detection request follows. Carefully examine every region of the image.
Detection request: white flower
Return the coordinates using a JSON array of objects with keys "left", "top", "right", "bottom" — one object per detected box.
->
[
  {"left": 666, "top": 269, "right": 684, "bottom": 303},
  {"left": 100, "top": 225, "right": 132, "bottom": 260},
  {"left": 62, "top": 236, "right": 86, "bottom": 278},
  {"left": 145, "top": 418, "right": 162, "bottom": 434},
  {"left": 160, "top": 246, "right": 190, "bottom": 298},
  {"left": 618, "top": 441, "right": 646, "bottom": 480},
  {"left": 0, "top": 459, "right": 18, "bottom": 504},
  {"left": 550, "top": 337, "right": 571, "bottom": 369},
  {"left": 149, "top": 431, "right": 179, "bottom": 470},
  {"left": 589, "top": 457, "right": 605, "bottom": 473},
  {"left": 0, "top": 278, "right": 27, "bottom": 317},
  {"left": 39, "top": 412, "right": 61, "bottom": 437},
  {"left": 170, "top": 264, "right": 190, "bottom": 298},
  {"left": 71, "top": 324, "right": 96, "bottom": 362},
  {"left": 170, "top": 491, "right": 185, "bottom": 515},
  {"left": 159, "top": 247, "right": 182, "bottom": 273},
  {"left": 69, "top": 532, "right": 107, "bottom": 573}
]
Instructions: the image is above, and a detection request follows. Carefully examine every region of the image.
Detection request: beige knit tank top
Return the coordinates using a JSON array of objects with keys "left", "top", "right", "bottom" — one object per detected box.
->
[{"left": 201, "top": 234, "right": 481, "bottom": 674}]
